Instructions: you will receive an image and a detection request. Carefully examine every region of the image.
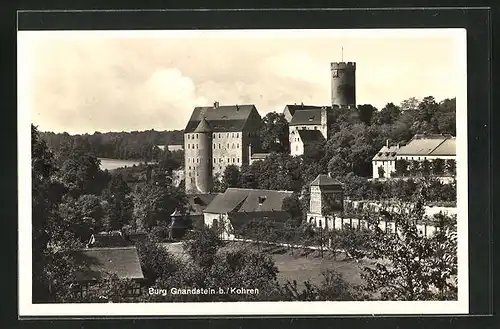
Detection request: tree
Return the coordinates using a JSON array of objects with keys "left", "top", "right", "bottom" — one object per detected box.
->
[
  {"left": 32, "top": 125, "right": 82, "bottom": 302},
  {"left": 377, "top": 102, "right": 401, "bottom": 125},
  {"left": 421, "top": 159, "right": 431, "bottom": 176},
  {"left": 222, "top": 164, "right": 241, "bottom": 189},
  {"left": 183, "top": 226, "right": 224, "bottom": 268},
  {"left": 58, "top": 194, "right": 105, "bottom": 242},
  {"left": 357, "top": 104, "right": 376, "bottom": 125},
  {"left": 55, "top": 146, "right": 110, "bottom": 198},
  {"left": 408, "top": 160, "right": 421, "bottom": 176},
  {"left": 395, "top": 159, "right": 409, "bottom": 177},
  {"left": 260, "top": 112, "right": 289, "bottom": 153},
  {"left": 281, "top": 194, "right": 303, "bottom": 226},
  {"left": 132, "top": 182, "right": 186, "bottom": 231},
  {"left": 360, "top": 196, "right": 458, "bottom": 301},
  {"left": 445, "top": 159, "right": 456, "bottom": 176},
  {"left": 205, "top": 248, "right": 280, "bottom": 301},
  {"left": 431, "top": 159, "right": 445, "bottom": 176},
  {"left": 102, "top": 173, "right": 133, "bottom": 230},
  {"left": 400, "top": 97, "right": 420, "bottom": 112}
]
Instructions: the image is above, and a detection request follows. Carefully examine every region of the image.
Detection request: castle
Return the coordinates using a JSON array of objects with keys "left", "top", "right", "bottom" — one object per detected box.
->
[{"left": 184, "top": 61, "right": 357, "bottom": 194}]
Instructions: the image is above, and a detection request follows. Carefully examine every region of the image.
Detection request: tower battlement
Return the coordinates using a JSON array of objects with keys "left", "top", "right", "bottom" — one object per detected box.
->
[{"left": 330, "top": 62, "right": 356, "bottom": 70}]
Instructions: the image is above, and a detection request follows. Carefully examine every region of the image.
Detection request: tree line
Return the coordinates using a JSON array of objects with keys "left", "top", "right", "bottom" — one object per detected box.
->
[{"left": 40, "top": 129, "right": 184, "bottom": 162}]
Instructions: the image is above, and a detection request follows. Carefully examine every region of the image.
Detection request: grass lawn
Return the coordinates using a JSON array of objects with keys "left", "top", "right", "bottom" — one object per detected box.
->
[
  {"left": 222, "top": 242, "right": 369, "bottom": 289},
  {"left": 160, "top": 241, "right": 370, "bottom": 290}
]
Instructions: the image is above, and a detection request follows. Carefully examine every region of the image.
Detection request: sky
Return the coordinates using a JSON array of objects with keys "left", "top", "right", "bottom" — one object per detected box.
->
[{"left": 18, "top": 29, "right": 466, "bottom": 134}]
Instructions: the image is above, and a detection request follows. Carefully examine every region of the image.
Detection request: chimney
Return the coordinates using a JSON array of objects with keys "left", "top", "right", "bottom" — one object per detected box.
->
[
  {"left": 248, "top": 143, "right": 252, "bottom": 157},
  {"left": 386, "top": 139, "right": 389, "bottom": 148},
  {"left": 327, "top": 172, "right": 332, "bottom": 178},
  {"left": 213, "top": 101, "right": 219, "bottom": 109}
]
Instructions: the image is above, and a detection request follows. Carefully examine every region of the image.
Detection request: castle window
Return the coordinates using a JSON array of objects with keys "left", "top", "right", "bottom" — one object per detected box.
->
[
  {"left": 218, "top": 144, "right": 221, "bottom": 149},
  {"left": 237, "top": 158, "right": 240, "bottom": 163},
  {"left": 236, "top": 133, "right": 239, "bottom": 138},
  {"left": 227, "top": 143, "right": 229, "bottom": 149},
  {"left": 196, "top": 134, "right": 199, "bottom": 139},
  {"left": 232, "top": 143, "right": 235, "bottom": 149},
  {"left": 197, "top": 158, "right": 199, "bottom": 163},
  {"left": 191, "top": 178, "right": 194, "bottom": 184},
  {"left": 314, "top": 126, "right": 317, "bottom": 130},
  {"left": 213, "top": 144, "right": 216, "bottom": 149},
  {"left": 189, "top": 166, "right": 191, "bottom": 170},
  {"left": 237, "top": 144, "right": 239, "bottom": 148},
  {"left": 187, "top": 135, "right": 190, "bottom": 139},
  {"left": 214, "top": 158, "right": 216, "bottom": 163},
  {"left": 232, "top": 158, "right": 235, "bottom": 163},
  {"left": 213, "top": 133, "right": 216, "bottom": 138},
  {"left": 196, "top": 144, "right": 198, "bottom": 149},
  {"left": 187, "top": 144, "right": 190, "bottom": 149}
]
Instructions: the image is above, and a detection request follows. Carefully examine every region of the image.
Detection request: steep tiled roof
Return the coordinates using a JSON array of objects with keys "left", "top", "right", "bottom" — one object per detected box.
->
[
  {"left": 72, "top": 247, "right": 144, "bottom": 282},
  {"left": 290, "top": 109, "right": 323, "bottom": 125},
  {"left": 284, "top": 104, "right": 323, "bottom": 117},
  {"left": 203, "top": 188, "right": 293, "bottom": 214},
  {"left": 397, "top": 134, "right": 452, "bottom": 156},
  {"left": 187, "top": 193, "right": 220, "bottom": 215},
  {"left": 310, "top": 174, "right": 343, "bottom": 187},
  {"left": 429, "top": 137, "right": 456, "bottom": 156},
  {"left": 184, "top": 104, "right": 258, "bottom": 133},
  {"left": 298, "top": 130, "right": 325, "bottom": 144},
  {"left": 372, "top": 145, "right": 400, "bottom": 161},
  {"left": 193, "top": 117, "right": 212, "bottom": 133}
]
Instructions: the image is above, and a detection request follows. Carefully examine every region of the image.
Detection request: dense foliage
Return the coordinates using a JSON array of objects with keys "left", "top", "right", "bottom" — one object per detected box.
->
[{"left": 40, "top": 129, "right": 183, "bottom": 161}]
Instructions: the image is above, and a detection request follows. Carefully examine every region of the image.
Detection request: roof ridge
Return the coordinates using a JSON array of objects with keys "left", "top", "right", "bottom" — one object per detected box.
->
[
  {"left": 78, "top": 246, "right": 138, "bottom": 251},
  {"left": 227, "top": 187, "right": 294, "bottom": 193}
]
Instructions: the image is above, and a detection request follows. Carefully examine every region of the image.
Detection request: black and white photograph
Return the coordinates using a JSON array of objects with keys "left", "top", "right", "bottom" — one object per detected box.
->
[{"left": 18, "top": 27, "right": 468, "bottom": 316}]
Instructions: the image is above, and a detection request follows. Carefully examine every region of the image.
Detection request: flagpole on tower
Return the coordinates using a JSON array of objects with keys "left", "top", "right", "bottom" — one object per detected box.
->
[{"left": 341, "top": 46, "right": 344, "bottom": 62}]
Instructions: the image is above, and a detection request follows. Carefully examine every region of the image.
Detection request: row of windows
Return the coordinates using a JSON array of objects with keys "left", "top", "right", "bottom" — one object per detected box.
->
[
  {"left": 291, "top": 126, "right": 319, "bottom": 132},
  {"left": 187, "top": 157, "right": 240, "bottom": 166},
  {"left": 186, "top": 143, "right": 241, "bottom": 150},
  {"left": 187, "top": 132, "right": 258, "bottom": 139},
  {"left": 214, "top": 143, "right": 239, "bottom": 149},
  {"left": 186, "top": 164, "right": 238, "bottom": 176}
]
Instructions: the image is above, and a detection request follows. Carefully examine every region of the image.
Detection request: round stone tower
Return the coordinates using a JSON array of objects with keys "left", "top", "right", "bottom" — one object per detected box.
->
[
  {"left": 193, "top": 117, "right": 213, "bottom": 193},
  {"left": 330, "top": 62, "right": 356, "bottom": 108}
]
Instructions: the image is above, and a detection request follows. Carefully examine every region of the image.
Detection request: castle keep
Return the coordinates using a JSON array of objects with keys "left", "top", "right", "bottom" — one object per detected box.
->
[
  {"left": 331, "top": 62, "right": 356, "bottom": 108},
  {"left": 183, "top": 102, "right": 262, "bottom": 194}
]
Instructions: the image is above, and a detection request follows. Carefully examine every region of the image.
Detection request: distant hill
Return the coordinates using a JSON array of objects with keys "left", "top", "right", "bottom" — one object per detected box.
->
[{"left": 40, "top": 129, "right": 184, "bottom": 161}]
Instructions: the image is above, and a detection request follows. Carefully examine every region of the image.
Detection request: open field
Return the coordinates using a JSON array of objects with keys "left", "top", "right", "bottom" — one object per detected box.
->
[{"left": 160, "top": 241, "right": 367, "bottom": 289}]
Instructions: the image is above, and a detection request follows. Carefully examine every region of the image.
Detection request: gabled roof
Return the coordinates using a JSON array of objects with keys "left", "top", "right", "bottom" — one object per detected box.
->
[
  {"left": 290, "top": 109, "right": 323, "bottom": 125},
  {"left": 203, "top": 188, "right": 293, "bottom": 214},
  {"left": 297, "top": 130, "right": 325, "bottom": 144},
  {"left": 284, "top": 104, "right": 323, "bottom": 117},
  {"left": 72, "top": 247, "right": 144, "bottom": 282},
  {"left": 187, "top": 193, "right": 220, "bottom": 215},
  {"left": 372, "top": 145, "right": 400, "bottom": 161},
  {"left": 184, "top": 104, "right": 259, "bottom": 133},
  {"left": 397, "top": 134, "right": 453, "bottom": 156},
  {"left": 310, "top": 174, "right": 343, "bottom": 187}
]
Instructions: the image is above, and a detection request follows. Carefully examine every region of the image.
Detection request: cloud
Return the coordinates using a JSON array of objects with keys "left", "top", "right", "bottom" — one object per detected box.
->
[{"left": 20, "top": 31, "right": 463, "bottom": 134}]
